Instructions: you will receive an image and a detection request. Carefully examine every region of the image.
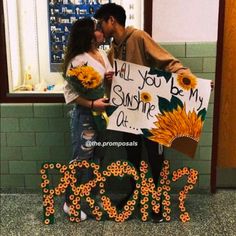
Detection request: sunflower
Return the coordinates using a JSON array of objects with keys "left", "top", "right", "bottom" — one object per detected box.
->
[
  {"left": 67, "top": 66, "right": 84, "bottom": 77},
  {"left": 67, "top": 67, "right": 79, "bottom": 77},
  {"left": 80, "top": 66, "right": 96, "bottom": 79},
  {"left": 68, "top": 65, "right": 102, "bottom": 89},
  {"left": 176, "top": 74, "right": 197, "bottom": 91},
  {"left": 149, "top": 104, "right": 203, "bottom": 147},
  {"left": 81, "top": 72, "right": 102, "bottom": 89},
  {"left": 141, "top": 92, "right": 152, "bottom": 103}
]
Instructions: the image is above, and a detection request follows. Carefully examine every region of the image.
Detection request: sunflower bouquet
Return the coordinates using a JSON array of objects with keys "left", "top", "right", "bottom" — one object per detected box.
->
[
  {"left": 65, "top": 63, "right": 105, "bottom": 100},
  {"left": 64, "top": 63, "right": 116, "bottom": 130}
]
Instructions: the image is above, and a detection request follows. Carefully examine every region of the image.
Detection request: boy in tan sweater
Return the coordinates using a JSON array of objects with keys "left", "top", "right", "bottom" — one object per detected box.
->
[{"left": 95, "top": 3, "right": 191, "bottom": 223}]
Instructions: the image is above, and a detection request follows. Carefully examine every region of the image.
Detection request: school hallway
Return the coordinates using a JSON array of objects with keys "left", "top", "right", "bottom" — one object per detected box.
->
[{"left": 0, "top": 190, "right": 235, "bottom": 236}]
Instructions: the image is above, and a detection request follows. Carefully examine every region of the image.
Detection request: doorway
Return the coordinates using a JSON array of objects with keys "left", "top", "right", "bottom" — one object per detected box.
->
[{"left": 212, "top": 0, "right": 236, "bottom": 191}]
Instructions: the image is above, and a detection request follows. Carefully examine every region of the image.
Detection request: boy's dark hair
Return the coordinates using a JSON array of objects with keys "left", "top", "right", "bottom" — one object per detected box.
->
[{"left": 94, "top": 3, "right": 126, "bottom": 26}]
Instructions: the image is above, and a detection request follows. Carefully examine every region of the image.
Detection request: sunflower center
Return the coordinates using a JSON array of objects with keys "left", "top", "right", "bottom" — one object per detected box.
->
[{"left": 183, "top": 77, "right": 191, "bottom": 85}]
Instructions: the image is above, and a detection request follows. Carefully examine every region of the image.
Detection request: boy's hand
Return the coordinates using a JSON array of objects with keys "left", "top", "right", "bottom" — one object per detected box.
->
[
  {"left": 105, "top": 71, "right": 114, "bottom": 81},
  {"left": 211, "top": 81, "right": 214, "bottom": 91}
]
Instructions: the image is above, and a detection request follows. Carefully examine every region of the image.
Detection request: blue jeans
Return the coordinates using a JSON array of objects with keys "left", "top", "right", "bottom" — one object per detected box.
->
[
  {"left": 65, "top": 105, "right": 98, "bottom": 204},
  {"left": 70, "top": 105, "right": 97, "bottom": 161}
]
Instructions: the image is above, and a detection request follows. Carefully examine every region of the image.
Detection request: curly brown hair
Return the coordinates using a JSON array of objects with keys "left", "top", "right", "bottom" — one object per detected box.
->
[{"left": 62, "top": 18, "right": 95, "bottom": 76}]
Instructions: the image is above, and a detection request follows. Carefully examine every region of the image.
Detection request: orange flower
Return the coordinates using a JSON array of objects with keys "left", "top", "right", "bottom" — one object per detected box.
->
[
  {"left": 149, "top": 104, "right": 203, "bottom": 146},
  {"left": 40, "top": 169, "right": 46, "bottom": 174},
  {"left": 44, "top": 219, "right": 50, "bottom": 224},
  {"left": 68, "top": 65, "right": 102, "bottom": 89},
  {"left": 49, "top": 163, "right": 54, "bottom": 169},
  {"left": 43, "top": 163, "right": 49, "bottom": 169},
  {"left": 176, "top": 73, "right": 197, "bottom": 91},
  {"left": 141, "top": 92, "right": 152, "bottom": 103}
]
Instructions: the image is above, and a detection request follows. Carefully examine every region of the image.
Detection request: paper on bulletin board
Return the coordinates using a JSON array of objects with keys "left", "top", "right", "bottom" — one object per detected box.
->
[{"left": 107, "top": 59, "right": 212, "bottom": 158}]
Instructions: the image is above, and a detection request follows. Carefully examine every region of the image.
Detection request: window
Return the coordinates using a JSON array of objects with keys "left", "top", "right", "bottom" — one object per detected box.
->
[{"left": 0, "top": 0, "right": 151, "bottom": 102}]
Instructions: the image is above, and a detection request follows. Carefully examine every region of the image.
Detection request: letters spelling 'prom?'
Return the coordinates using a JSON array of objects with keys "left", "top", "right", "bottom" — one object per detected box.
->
[{"left": 41, "top": 160, "right": 198, "bottom": 224}]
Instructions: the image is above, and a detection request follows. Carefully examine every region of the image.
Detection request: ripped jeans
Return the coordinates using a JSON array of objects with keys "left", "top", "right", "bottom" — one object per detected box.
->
[
  {"left": 70, "top": 105, "right": 97, "bottom": 161},
  {"left": 65, "top": 105, "right": 98, "bottom": 204}
]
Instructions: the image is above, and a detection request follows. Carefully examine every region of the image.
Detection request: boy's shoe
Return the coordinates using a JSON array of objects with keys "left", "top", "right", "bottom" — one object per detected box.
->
[
  {"left": 151, "top": 212, "right": 164, "bottom": 223},
  {"left": 63, "top": 202, "right": 87, "bottom": 221}
]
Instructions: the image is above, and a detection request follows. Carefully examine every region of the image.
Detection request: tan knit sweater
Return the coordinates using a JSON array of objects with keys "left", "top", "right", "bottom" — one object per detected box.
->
[{"left": 108, "top": 26, "right": 190, "bottom": 74}]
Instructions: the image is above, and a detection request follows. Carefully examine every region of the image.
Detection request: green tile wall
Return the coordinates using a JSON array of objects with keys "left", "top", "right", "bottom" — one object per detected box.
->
[
  {"left": 0, "top": 42, "right": 216, "bottom": 193},
  {"left": 186, "top": 43, "right": 217, "bottom": 57}
]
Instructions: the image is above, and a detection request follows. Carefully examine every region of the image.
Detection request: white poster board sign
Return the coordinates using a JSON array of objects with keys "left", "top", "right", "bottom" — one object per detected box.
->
[{"left": 107, "top": 59, "right": 212, "bottom": 157}]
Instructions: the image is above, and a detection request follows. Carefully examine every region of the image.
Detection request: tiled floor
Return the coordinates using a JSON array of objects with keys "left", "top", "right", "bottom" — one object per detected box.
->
[{"left": 0, "top": 190, "right": 235, "bottom": 236}]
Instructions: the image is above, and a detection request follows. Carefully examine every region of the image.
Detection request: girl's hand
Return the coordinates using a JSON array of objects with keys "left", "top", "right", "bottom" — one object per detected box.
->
[{"left": 92, "top": 98, "right": 110, "bottom": 111}]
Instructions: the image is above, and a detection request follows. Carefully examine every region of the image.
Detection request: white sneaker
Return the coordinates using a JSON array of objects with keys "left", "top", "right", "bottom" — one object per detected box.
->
[{"left": 63, "top": 202, "right": 87, "bottom": 221}]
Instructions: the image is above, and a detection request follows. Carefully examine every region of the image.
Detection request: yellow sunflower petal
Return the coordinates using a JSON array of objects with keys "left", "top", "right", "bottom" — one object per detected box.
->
[{"left": 149, "top": 103, "right": 203, "bottom": 146}]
